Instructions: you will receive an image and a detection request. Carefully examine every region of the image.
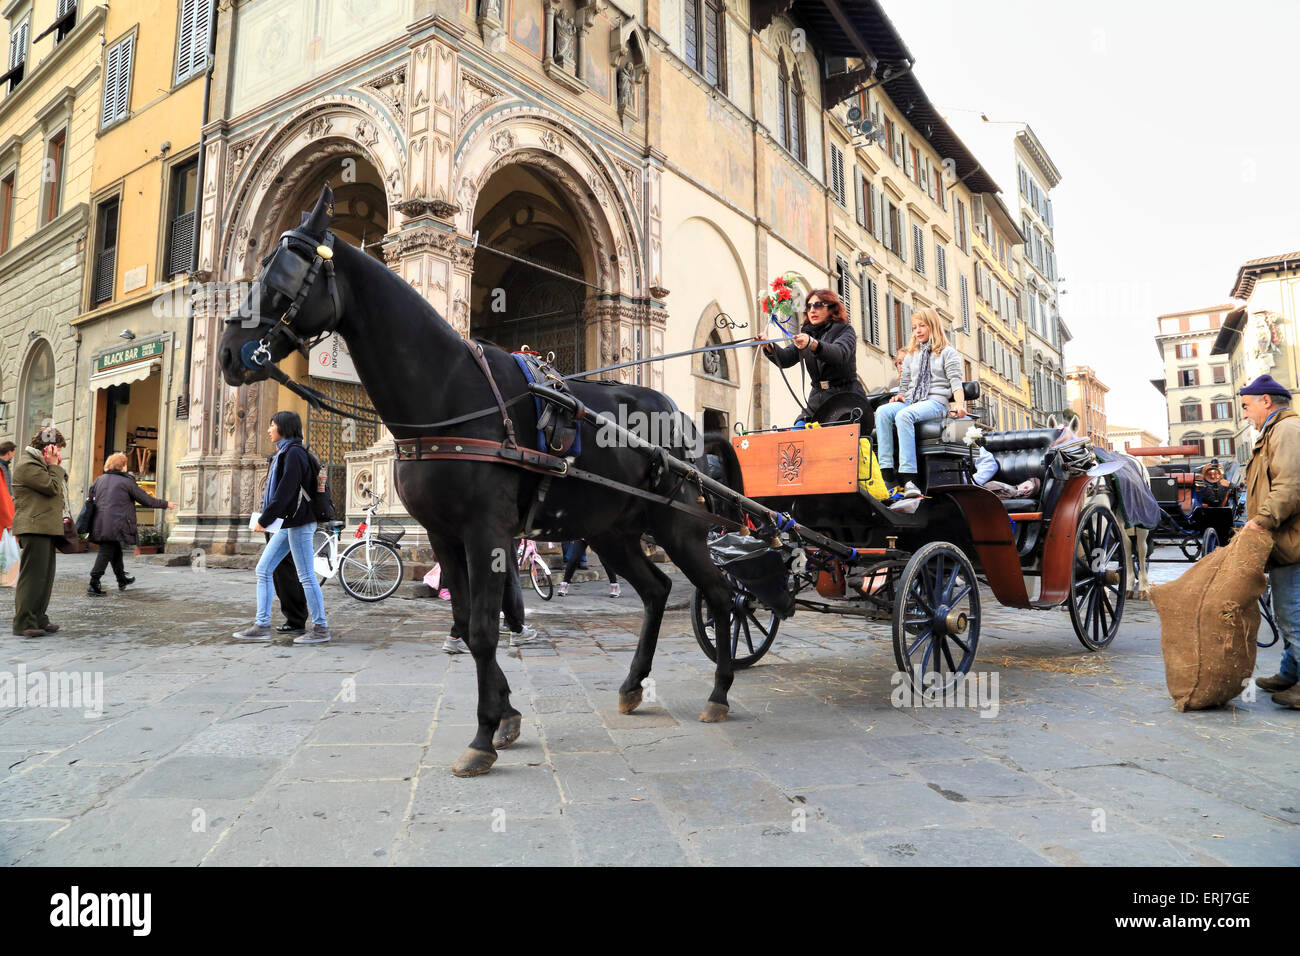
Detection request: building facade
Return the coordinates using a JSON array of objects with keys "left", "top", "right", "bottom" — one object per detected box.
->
[
  {"left": 0, "top": 1, "right": 104, "bottom": 480},
  {"left": 1066, "top": 364, "right": 1107, "bottom": 448},
  {"left": 63, "top": 0, "right": 209, "bottom": 528},
  {"left": 970, "top": 192, "right": 1028, "bottom": 431},
  {"left": 1211, "top": 251, "right": 1300, "bottom": 463},
  {"left": 1154, "top": 305, "right": 1238, "bottom": 463},
  {"left": 1106, "top": 423, "right": 1165, "bottom": 456}
]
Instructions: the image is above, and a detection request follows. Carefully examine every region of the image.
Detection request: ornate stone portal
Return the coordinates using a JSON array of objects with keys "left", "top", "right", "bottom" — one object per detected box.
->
[{"left": 174, "top": 41, "right": 657, "bottom": 561}]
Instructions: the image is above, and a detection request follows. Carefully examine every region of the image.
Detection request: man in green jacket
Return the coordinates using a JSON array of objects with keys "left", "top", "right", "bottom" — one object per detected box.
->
[
  {"left": 1241, "top": 375, "right": 1300, "bottom": 708},
  {"left": 11, "top": 428, "right": 68, "bottom": 638}
]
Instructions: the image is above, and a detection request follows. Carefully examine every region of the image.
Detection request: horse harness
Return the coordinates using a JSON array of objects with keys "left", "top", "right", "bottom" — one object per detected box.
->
[{"left": 392, "top": 347, "right": 739, "bottom": 533}]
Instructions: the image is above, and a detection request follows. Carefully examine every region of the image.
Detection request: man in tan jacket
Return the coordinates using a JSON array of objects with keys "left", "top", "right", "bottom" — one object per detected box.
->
[{"left": 1241, "top": 374, "right": 1300, "bottom": 708}]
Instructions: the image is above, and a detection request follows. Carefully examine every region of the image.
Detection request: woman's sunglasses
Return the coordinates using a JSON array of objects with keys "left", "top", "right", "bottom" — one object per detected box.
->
[{"left": 807, "top": 302, "right": 828, "bottom": 310}]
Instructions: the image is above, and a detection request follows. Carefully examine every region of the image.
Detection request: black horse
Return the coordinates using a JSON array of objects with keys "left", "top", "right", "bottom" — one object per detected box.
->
[{"left": 218, "top": 187, "right": 741, "bottom": 776}]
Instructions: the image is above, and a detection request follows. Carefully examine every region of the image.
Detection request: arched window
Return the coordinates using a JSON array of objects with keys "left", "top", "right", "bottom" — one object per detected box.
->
[
  {"left": 776, "top": 53, "right": 790, "bottom": 151},
  {"left": 790, "top": 66, "right": 806, "bottom": 164},
  {"left": 19, "top": 339, "right": 55, "bottom": 443}
]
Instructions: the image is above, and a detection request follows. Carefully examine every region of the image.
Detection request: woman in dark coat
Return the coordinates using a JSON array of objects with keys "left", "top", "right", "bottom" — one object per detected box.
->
[
  {"left": 87, "top": 452, "right": 174, "bottom": 595},
  {"left": 756, "top": 288, "right": 868, "bottom": 424}
]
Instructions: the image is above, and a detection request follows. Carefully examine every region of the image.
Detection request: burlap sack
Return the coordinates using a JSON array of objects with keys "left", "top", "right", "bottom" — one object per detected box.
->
[{"left": 1150, "top": 526, "right": 1270, "bottom": 711}]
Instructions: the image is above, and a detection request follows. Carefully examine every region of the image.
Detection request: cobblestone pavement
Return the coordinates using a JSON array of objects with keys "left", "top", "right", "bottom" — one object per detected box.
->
[{"left": 0, "top": 549, "right": 1296, "bottom": 866}]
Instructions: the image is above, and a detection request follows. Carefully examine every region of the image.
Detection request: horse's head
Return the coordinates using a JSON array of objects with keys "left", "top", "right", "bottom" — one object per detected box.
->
[{"left": 219, "top": 186, "right": 347, "bottom": 387}]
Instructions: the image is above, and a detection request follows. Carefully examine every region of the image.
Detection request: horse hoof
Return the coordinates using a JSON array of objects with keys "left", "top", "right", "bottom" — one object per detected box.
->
[
  {"left": 617, "top": 688, "right": 643, "bottom": 714},
  {"left": 493, "top": 714, "right": 522, "bottom": 749},
  {"left": 698, "top": 701, "right": 729, "bottom": 723},
  {"left": 450, "top": 748, "right": 497, "bottom": 777}
]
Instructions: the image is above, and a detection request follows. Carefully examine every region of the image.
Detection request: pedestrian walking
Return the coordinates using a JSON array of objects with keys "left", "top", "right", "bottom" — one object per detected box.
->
[
  {"left": 557, "top": 539, "right": 620, "bottom": 598},
  {"left": 0, "top": 441, "right": 15, "bottom": 491},
  {"left": 442, "top": 541, "right": 539, "bottom": 653},
  {"left": 10, "top": 428, "right": 68, "bottom": 637},
  {"left": 261, "top": 448, "right": 309, "bottom": 636},
  {"left": 85, "top": 453, "right": 175, "bottom": 595},
  {"left": 0, "top": 458, "right": 15, "bottom": 588},
  {"left": 233, "top": 411, "right": 330, "bottom": 644},
  {"left": 1240, "top": 374, "right": 1300, "bottom": 709}
]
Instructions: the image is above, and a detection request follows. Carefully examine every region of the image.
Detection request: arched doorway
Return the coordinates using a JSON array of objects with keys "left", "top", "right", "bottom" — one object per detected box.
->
[
  {"left": 19, "top": 339, "right": 55, "bottom": 442},
  {"left": 469, "top": 164, "right": 592, "bottom": 374},
  {"left": 267, "top": 158, "right": 387, "bottom": 508}
]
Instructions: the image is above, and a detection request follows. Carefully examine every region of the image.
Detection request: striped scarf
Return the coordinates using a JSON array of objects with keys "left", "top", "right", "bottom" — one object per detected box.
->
[{"left": 910, "top": 344, "right": 933, "bottom": 404}]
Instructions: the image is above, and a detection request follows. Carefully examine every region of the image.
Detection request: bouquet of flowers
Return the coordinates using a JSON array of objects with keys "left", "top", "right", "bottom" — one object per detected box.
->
[{"left": 760, "top": 271, "right": 808, "bottom": 334}]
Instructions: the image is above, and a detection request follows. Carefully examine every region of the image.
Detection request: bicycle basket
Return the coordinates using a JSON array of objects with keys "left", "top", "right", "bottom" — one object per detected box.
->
[{"left": 377, "top": 526, "right": 406, "bottom": 545}]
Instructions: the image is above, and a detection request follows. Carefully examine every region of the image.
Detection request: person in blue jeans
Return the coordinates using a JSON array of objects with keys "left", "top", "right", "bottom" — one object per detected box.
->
[
  {"left": 874, "top": 307, "right": 966, "bottom": 498},
  {"left": 234, "top": 410, "right": 330, "bottom": 644},
  {"left": 1240, "top": 374, "right": 1300, "bottom": 708}
]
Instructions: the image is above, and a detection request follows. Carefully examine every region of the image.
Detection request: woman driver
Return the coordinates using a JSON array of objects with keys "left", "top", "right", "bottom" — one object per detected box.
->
[
  {"left": 756, "top": 289, "right": 866, "bottom": 425},
  {"left": 874, "top": 307, "right": 966, "bottom": 498}
]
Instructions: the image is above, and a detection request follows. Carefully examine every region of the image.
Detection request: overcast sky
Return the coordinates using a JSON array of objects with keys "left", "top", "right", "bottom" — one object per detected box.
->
[{"left": 881, "top": 0, "right": 1300, "bottom": 438}]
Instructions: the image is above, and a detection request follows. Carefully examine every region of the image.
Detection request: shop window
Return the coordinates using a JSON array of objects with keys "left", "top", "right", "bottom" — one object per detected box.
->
[
  {"left": 19, "top": 340, "right": 55, "bottom": 444},
  {"left": 166, "top": 157, "right": 198, "bottom": 277},
  {"left": 93, "top": 196, "right": 119, "bottom": 304}
]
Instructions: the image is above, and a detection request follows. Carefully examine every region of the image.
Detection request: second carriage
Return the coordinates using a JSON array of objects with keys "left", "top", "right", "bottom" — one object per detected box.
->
[{"left": 690, "top": 382, "right": 1128, "bottom": 693}]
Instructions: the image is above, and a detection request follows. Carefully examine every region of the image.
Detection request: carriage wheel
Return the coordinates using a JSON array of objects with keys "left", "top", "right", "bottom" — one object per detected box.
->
[
  {"left": 892, "top": 542, "right": 981, "bottom": 697},
  {"left": 1070, "top": 504, "right": 1127, "bottom": 651},
  {"left": 691, "top": 587, "right": 781, "bottom": 669},
  {"left": 1200, "top": 528, "right": 1219, "bottom": 558}
]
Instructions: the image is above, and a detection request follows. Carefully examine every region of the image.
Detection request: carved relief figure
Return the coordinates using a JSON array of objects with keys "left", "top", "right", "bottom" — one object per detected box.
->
[{"left": 554, "top": 9, "right": 576, "bottom": 69}]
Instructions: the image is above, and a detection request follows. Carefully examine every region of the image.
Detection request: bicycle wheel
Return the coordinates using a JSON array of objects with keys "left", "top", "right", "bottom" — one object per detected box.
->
[
  {"left": 339, "top": 539, "right": 404, "bottom": 601},
  {"left": 530, "top": 557, "right": 554, "bottom": 600},
  {"left": 312, "top": 529, "right": 335, "bottom": 585}
]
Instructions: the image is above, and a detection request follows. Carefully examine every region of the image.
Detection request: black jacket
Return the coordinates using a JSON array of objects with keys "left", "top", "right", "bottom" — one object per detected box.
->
[
  {"left": 763, "top": 319, "right": 866, "bottom": 416},
  {"left": 258, "top": 439, "right": 315, "bottom": 529},
  {"left": 88, "top": 470, "right": 168, "bottom": 545}
]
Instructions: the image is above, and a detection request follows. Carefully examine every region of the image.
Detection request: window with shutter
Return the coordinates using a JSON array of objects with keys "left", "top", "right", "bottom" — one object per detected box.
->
[
  {"left": 790, "top": 70, "right": 805, "bottom": 163},
  {"left": 836, "top": 258, "right": 851, "bottom": 319},
  {"left": 897, "top": 210, "right": 907, "bottom": 263},
  {"left": 829, "top": 145, "right": 845, "bottom": 206},
  {"left": 865, "top": 277, "right": 880, "bottom": 346},
  {"left": 865, "top": 181, "right": 876, "bottom": 235},
  {"left": 912, "top": 224, "right": 924, "bottom": 275},
  {"left": 93, "top": 196, "right": 120, "bottom": 305},
  {"left": 871, "top": 185, "right": 882, "bottom": 242},
  {"left": 684, "top": 0, "right": 698, "bottom": 70},
  {"left": 854, "top": 167, "right": 865, "bottom": 227},
  {"left": 102, "top": 35, "right": 134, "bottom": 128},
  {"left": 702, "top": 0, "right": 723, "bottom": 88},
  {"left": 936, "top": 243, "right": 947, "bottom": 291},
  {"left": 960, "top": 276, "right": 970, "bottom": 331},
  {"left": 6, "top": 18, "right": 29, "bottom": 91},
  {"left": 885, "top": 292, "right": 896, "bottom": 353},
  {"left": 166, "top": 157, "right": 199, "bottom": 277}
]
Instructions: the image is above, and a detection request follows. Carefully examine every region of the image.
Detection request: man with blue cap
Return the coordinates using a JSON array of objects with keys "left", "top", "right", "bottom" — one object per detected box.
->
[{"left": 1240, "top": 373, "right": 1300, "bottom": 708}]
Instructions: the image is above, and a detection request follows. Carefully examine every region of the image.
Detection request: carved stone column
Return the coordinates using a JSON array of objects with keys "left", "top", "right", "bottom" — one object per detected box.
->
[{"left": 381, "top": 226, "right": 474, "bottom": 337}]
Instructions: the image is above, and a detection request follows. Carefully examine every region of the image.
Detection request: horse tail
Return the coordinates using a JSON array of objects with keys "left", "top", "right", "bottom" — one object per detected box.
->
[{"left": 702, "top": 432, "right": 744, "bottom": 495}]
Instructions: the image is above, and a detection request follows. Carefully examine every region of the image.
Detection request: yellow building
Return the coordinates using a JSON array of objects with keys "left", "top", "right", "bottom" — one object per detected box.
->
[
  {"left": 0, "top": 1, "right": 105, "bottom": 477},
  {"left": 827, "top": 60, "right": 994, "bottom": 393},
  {"left": 68, "top": 0, "right": 211, "bottom": 525},
  {"left": 971, "top": 192, "right": 1029, "bottom": 430}
]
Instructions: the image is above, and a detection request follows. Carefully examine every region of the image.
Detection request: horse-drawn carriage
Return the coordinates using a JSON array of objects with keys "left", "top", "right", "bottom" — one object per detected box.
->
[
  {"left": 691, "top": 385, "right": 1128, "bottom": 693},
  {"left": 1125, "top": 445, "right": 1240, "bottom": 561}
]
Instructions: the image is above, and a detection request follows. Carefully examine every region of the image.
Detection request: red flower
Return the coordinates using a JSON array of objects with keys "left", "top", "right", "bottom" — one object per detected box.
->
[
  {"left": 772, "top": 277, "right": 786, "bottom": 290},
  {"left": 778, "top": 288, "right": 792, "bottom": 301}
]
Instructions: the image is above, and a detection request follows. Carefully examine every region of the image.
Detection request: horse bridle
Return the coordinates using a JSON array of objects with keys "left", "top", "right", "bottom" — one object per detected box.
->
[{"left": 227, "top": 227, "right": 343, "bottom": 371}]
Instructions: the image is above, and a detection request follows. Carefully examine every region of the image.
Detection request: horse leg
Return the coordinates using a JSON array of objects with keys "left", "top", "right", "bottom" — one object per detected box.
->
[
  {"left": 1134, "top": 527, "right": 1151, "bottom": 600},
  {"left": 655, "top": 524, "right": 735, "bottom": 723},
  {"left": 587, "top": 534, "right": 671, "bottom": 715},
  {"left": 449, "top": 534, "right": 514, "bottom": 777}
]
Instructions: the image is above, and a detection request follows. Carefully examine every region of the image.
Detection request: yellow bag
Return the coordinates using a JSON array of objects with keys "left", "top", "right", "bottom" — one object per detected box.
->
[{"left": 858, "top": 438, "right": 890, "bottom": 499}]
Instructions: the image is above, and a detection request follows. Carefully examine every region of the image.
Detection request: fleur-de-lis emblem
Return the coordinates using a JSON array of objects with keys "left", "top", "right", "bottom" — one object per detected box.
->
[{"left": 778, "top": 442, "right": 803, "bottom": 484}]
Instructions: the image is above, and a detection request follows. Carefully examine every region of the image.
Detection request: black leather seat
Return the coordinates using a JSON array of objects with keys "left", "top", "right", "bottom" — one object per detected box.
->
[
  {"left": 983, "top": 428, "right": 1062, "bottom": 485},
  {"left": 913, "top": 382, "right": 982, "bottom": 441}
]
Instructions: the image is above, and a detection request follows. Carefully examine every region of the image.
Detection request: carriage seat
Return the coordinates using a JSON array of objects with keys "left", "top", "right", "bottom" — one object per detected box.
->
[
  {"left": 914, "top": 382, "right": 982, "bottom": 442},
  {"left": 982, "top": 428, "right": 1063, "bottom": 486}
]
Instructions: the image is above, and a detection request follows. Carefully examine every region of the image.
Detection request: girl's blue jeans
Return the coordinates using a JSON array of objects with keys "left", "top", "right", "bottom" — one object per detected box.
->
[
  {"left": 874, "top": 398, "right": 947, "bottom": 473},
  {"left": 256, "top": 523, "right": 327, "bottom": 628}
]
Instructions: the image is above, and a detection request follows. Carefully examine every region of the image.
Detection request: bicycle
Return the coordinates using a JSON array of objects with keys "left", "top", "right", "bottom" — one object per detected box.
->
[
  {"left": 312, "top": 488, "right": 405, "bottom": 602},
  {"left": 517, "top": 538, "right": 553, "bottom": 600}
]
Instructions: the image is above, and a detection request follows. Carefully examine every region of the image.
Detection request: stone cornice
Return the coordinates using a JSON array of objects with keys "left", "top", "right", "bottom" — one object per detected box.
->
[{"left": 0, "top": 201, "right": 87, "bottom": 276}]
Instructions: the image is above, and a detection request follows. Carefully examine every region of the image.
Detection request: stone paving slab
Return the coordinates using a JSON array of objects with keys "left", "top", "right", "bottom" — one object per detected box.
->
[{"left": 0, "top": 550, "right": 1297, "bottom": 865}]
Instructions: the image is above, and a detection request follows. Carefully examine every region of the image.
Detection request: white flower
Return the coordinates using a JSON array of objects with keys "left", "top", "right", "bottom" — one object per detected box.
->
[{"left": 962, "top": 425, "right": 984, "bottom": 446}]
